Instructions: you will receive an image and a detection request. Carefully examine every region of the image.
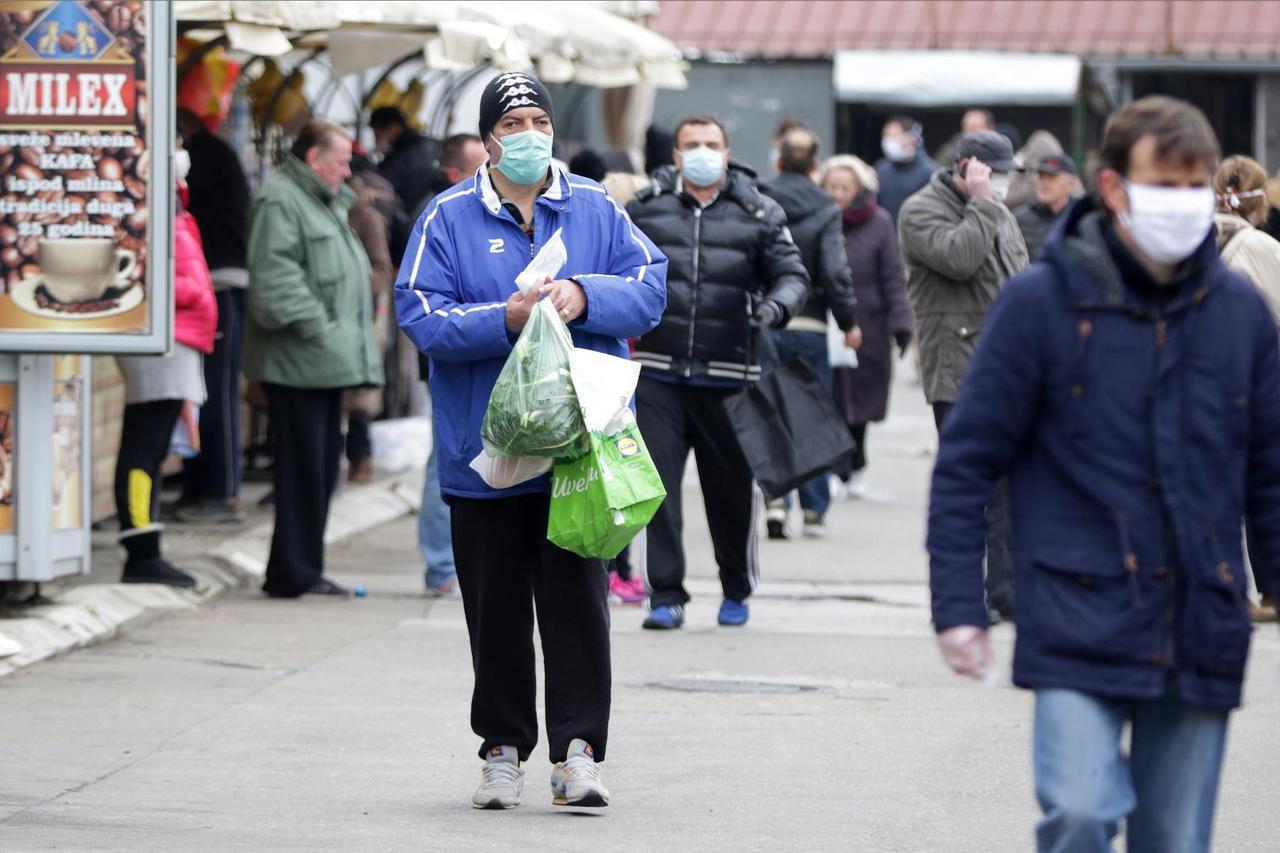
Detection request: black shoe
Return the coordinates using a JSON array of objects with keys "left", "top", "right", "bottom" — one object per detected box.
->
[
  {"left": 122, "top": 558, "right": 197, "bottom": 589},
  {"left": 175, "top": 499, "right": 246, "bottom": 526},
  {"left": 306, "top": 577, "right": 351, "bottom": 597}
]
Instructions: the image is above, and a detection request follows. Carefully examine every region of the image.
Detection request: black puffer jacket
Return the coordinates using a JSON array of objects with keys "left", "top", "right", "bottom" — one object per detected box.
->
[
  {"left": 628, "top": 163, "right": 809, "bottom": 382},
  {"left": 760, "top": 171, "right": 857, "bottom": 330}
]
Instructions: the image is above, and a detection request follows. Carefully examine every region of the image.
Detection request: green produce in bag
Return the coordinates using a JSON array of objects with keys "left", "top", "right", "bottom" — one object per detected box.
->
[
  {"left": 548, "top": 349, "right": 666, "bottom": 559},
  {"left": 479, "top": 228, "right": 588, "bottom": 461}
]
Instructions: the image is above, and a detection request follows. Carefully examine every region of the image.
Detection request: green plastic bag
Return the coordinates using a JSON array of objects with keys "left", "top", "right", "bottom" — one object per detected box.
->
[
  {"left": 548, "top": 422, "right": 666, "bottom": 559},
  {"left": 547, "top": 347, "right": 666, "bottom": 559}
]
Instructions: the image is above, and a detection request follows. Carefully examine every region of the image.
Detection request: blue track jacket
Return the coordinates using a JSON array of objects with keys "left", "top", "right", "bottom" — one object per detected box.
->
[{"left": 394, "top": 164, "right": 667, "bottom": 499}]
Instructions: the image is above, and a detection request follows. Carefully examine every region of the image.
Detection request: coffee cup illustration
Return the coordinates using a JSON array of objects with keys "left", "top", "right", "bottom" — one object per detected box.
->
[{"left": 37, "top": 238, "right": 137, "bottom": 303}]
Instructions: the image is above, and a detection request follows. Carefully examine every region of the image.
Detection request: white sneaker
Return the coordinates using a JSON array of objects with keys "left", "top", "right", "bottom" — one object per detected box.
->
[
  {"left": 550, "top": 739, "right": 610, "bottom": 807},
  {"left": 802, "top": 510, "right": 827, "bottom": 538},
  {"left": 472, "top": 745, "right": 524, "bottom": 809},
  {"left": 847, "top": 469, "right": 868, "bottom": 500}
]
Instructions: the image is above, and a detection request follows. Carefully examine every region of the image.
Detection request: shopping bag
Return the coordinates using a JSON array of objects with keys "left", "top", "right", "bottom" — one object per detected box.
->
[
  {"left": 827, "top": 311, "right": 859, "bottom": 369},
  {"left": 723, "top": 334, "right": 856, "bottom": 501},
  {"left": 472, "top": 229, "right": 586, "bottom": 488},
  {"left": 547, "top": 348, "right": 666, "bottom": 559}
]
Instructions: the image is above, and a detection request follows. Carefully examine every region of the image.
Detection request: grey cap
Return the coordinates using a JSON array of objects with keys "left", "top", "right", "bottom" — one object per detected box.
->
[{"left": 956, "top": 130, "right": 1021, "bottom": 172}]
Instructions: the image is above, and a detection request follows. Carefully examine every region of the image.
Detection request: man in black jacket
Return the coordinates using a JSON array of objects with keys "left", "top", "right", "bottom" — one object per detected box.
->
[
  {"left": 174, "top": 108, "right": 250, "bottom": 525},
  {"left": 760, "top": 126, "right": 860, "bottom": 538},
  {"left": 628, "top": 114, "right": 809, "bottom": 631},
  {"left": 369, "top": 107, "right": 450, "bottom": 262},
  {"left": 1013, "top": 153, "right": 1079, "bottom": 260}
]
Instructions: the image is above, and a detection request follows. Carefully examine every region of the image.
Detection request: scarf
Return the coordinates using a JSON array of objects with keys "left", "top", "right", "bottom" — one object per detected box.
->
[{"left": 842, "top": 190, "right": 877, "bottom": 228}]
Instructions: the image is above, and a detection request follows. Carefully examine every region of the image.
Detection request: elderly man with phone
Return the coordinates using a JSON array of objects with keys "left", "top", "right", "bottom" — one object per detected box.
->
[{"left": 898, "top": 130, "right": 1029, "bottom": 623}]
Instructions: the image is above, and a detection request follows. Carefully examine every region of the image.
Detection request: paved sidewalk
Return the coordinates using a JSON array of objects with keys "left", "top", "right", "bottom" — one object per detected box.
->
[{"left": 1, "top": 375, "right": 1277, "bottom": 851}]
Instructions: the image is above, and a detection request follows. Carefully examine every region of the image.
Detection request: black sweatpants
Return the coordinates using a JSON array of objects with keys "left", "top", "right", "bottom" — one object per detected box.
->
[
  {"left": 934, "top": 401, "right": 1015, "bottom": 616},
  {"left": 263, "top": 384, "right": 343, "bottom": 597},
  {"left": 451, "top": 493, "right": 611, "bottom": 763},
  {"left": 115, "top": 399, "right": 183, "bottom": 560},
  {"left": 636, "top": 377, "right": 759, "bottom": 608},
  {"left": 183, "top": 289, "right": 244, "bottom": 501}
]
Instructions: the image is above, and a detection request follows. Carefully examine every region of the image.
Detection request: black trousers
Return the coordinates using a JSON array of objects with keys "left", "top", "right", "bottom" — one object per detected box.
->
[
  {"left": 346, "top": 410, "right": 372, "bottom": 462},
  {"left": 636, "top": 377, "right": 759, "bottom": 607},
  {"left": 934, "top": 401, "right": 1015, "bottom": 616},
  {"left": 183, "top": 289, "right": 245, "bottom": 501},
  {"left": 115, "top": 399, "right": 183, "bottom": 560},
  {"left": 451, "top": 493, "right": 611, "bottom": 763},
  {"left": 263, "top": 384, "right": 343, "bottom": 597}
]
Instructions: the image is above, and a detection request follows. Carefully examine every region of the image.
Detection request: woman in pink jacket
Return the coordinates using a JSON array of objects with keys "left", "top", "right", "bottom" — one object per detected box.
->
[{"left": 113, "top": 136, "right": 218, "bottom": 587}]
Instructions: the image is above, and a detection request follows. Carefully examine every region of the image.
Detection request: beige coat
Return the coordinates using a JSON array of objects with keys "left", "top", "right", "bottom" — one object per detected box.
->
[{"left": 1216, "top": 212, "right": 1280, "bottom": 325}]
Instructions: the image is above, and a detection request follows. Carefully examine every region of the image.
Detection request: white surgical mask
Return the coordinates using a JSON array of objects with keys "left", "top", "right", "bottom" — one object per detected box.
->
[
  {"left": 989, "top": 172, "right": 1011, "bottom": 203},
  {"left": 881, "top": 135, "right": 910, "bottom": 163},
  {"left": 1118, "top": 182, "right": 1215, "bottom": 266},
  {"left": 173, "top": 148, "right": 191, "bottom": 180}
]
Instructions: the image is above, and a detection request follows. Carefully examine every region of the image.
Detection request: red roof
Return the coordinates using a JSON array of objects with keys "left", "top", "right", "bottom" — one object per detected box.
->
[{"left": 650, "top": 0, "right": 1280, "bottom": 59}]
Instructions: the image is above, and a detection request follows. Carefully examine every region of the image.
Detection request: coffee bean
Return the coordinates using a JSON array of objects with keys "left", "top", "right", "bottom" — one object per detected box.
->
[
  {"left": 17, "top": 235, "right": 38, "bottom": 258},
  {"left": 0, "top": 152, "right": 12, "bottom": 173},
  {"left": 19, "top": 262, "right": 38, "bottom": 280},
  {"left": 98, "top": 157, "right": 123, "bottom": 181},
  {"left": 1, "top": 246, "right": 20, "bottom": 267},
  {"left": 0, "top": 224, "right": 15, "bottom": 244},
  {"left": 17, "top": 148, "right": 40, "bottom": 167},
  {"left": 123, "top": 177, "right": 145, "bottom": 200},
  {"left": 126, "top": 207, "right": 147, "bottom": 231},
  {"left": 13, "top": 11, "right": 34, "bottom": 26},
  {"left": 135, "top": 149, "right": 150, "bottom": 179},
  {"left": 13, "top": 162, "right": 40, "bottom": 182},
  {"left": 107, "top": 5, "right": 131, "bottom": 31}
]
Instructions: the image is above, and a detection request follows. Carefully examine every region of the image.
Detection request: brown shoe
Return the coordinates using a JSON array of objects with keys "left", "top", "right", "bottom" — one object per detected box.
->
[{"left": 348, "top": 456, "right": 373, "bottom": 483}]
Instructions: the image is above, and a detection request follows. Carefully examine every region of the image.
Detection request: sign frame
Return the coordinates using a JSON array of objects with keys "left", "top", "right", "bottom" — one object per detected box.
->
[{"left": 0, "top": 0, "right": 173, "bottom": 355}]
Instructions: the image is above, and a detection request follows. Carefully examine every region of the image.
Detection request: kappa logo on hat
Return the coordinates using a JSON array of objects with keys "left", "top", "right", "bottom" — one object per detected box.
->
[
  {"left": 502, "top": 96, "right": 539, "bottom": 110},
  {"left": 500, "top": 83, "right": 537, "bottom": 98}
]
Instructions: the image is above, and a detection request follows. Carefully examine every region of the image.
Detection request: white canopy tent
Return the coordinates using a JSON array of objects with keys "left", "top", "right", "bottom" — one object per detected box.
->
[
  {"left": 834, "top": 50, "right": 1082, "bottom": 107},
  {"left": 174, "top": 0, "right": 687, "bottom": 89}
]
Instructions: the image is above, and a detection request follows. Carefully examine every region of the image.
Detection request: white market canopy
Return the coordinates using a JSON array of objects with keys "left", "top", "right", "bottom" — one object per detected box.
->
[
  {"left": 174, "top": 0, "right": 688, "bottom": 89},
  {"left": 834, "top": 50, "right": 1082, "bottom": 106}
]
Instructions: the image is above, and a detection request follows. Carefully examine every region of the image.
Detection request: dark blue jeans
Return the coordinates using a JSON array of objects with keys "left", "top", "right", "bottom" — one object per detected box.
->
[
  {"left": 766, "top": 329, "right": 832, "bottom": 515},
  {"left": 183, "top": 289, "right": 244, "bottom": 501}
]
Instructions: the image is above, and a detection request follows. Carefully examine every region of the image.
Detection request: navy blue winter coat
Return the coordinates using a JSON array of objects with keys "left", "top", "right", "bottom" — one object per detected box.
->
[{"left": 928, "top": 197, "right": 1280, "bottom": 710}]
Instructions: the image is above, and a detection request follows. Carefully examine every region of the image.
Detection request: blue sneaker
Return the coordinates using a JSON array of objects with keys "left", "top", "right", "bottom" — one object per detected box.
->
[
  {"left": 718, "top": 599, "right": 749, "bottom": 626},
  {"left": 642, "top": 604, "right": 685, "bottom": 630}
]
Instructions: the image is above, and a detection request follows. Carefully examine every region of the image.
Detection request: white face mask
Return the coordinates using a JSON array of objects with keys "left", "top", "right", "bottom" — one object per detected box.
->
[
  {"left": 174, "top": 148, "right": 191, "bottom": 181},
  {"left": 881, "top": 135, "right": 911, "bottom": 163},
  {"left": 988, "top": 172, "right": 1012, "bottom": 203},
  {"left": 1118, "top": 182, "right": 1216, "bottom": 265}
]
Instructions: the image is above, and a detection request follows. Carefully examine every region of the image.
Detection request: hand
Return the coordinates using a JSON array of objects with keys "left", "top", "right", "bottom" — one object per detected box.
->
[
  {"left": 954, "top": 158, "right": 994, "bottom": 201},
  {"left": 545, "top": 277, "right": 587, "bottom": 324},
  {"left": 180, "top": 401, "right": 201, "bottom": 454},
  {"left": 505, "top": 283, "right": 548, "bottom": 333},
  {"left": 937, "top": 625, "right": 992, "bottom": 680},
  {"left": 844, "top": 325, "right": 863, "bottom": 351},
  {"left": 753, "top": 299, "right": 784, "bottom": 329},
  {"left": 893, "top": 330, "right": 912, "bottom": 358}
]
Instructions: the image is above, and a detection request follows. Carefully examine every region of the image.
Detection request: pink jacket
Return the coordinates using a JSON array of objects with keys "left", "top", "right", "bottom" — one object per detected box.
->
[{"left": 174, "top": 207, "right": 218, "bottom": 354}]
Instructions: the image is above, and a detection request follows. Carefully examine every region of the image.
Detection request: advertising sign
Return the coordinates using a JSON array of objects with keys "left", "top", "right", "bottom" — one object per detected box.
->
[{"left": 0, "top": 0, "right": 171, "bottom": 353}]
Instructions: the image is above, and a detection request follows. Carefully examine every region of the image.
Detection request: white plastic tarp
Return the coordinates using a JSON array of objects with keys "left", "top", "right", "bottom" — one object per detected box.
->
[{"left": 834, "top": 50, "right": 1081, "bottom": 106}]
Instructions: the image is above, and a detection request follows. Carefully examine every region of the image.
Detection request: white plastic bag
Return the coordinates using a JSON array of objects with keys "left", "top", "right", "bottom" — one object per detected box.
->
[
  {"left": 827, "top": 312, "right": 859, "bottom": 369},
  {"left": 469, "top": 227, "right": 573, "bottom": 490}
]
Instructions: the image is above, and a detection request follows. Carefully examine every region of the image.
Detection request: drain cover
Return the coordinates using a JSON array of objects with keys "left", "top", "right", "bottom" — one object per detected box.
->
[{"left": 646, "top": 677, "right": 834, "bottom": 695}]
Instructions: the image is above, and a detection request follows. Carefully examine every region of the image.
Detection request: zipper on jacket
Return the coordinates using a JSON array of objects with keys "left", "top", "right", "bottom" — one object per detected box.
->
[{"left": 685, "top": 207, "right": 703, "bottom": 378}]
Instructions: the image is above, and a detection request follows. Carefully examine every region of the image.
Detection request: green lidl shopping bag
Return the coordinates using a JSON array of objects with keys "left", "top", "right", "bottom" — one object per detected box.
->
[
  {"left": 548, "top": 422, "right": 666, "bottom": 559},
  {"left": 546, "top": 348, "right": 666, "bottom": 559}
]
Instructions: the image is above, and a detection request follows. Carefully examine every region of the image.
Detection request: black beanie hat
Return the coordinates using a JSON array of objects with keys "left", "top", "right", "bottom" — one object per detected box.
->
[{"left": 478, "top": 72, "right": 554, "bottom": 139}]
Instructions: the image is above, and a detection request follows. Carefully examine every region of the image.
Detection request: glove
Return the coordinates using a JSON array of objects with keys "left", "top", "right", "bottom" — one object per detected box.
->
[
  {"left": 937, "top": 625, "right": 992, "bottom": 680},
  {"left": 753, "top": 300, "right": 785, "bottom": 329},
  {"left": 893, "top": 330, "right": 912, "bottom": 358}
]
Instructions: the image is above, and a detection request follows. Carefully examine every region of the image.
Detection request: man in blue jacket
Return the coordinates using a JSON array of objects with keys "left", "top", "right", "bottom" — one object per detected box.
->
[
  {"left": 928, "top": 95, "right": 1280, "bottom": 851},
  {"left": 394, "top": 72, "right": 667, "bottom": 811}
]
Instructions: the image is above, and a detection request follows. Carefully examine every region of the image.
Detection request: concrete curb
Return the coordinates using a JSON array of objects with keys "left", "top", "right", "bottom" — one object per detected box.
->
[{"left": 0, "top": 472, "right": 423, "bottom": 679}]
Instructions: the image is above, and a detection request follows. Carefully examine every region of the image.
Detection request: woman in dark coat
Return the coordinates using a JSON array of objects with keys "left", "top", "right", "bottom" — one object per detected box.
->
[{"left": 819, "top": 156, "right": 914, "bottom": 495}]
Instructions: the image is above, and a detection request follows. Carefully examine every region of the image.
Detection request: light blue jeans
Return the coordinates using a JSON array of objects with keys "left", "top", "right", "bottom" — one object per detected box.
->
[
  {"left": 1033, "top": 687, "right": 1229, "bottom": 853},
  {"left": 419, "top": 444, "right": 456, "bottom": 589}
]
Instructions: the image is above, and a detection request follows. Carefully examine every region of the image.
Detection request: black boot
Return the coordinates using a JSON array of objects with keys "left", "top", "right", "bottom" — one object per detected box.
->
[{"left": 120, "top": 531, "right": 197, "bottom": 589}]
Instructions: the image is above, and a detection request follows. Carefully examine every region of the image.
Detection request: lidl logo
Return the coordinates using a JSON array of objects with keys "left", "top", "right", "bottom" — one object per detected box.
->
[
  {"left": 615, "top": 436, "right": 639, "bottom": 458},
  {"left": 22, "top": 0, "right": 113, "bottom": 61}
]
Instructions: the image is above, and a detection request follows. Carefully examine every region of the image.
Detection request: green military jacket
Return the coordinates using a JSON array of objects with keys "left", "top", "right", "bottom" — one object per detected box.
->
[{"left": 244, "top": 155, "right": 383, "bottom": 389}]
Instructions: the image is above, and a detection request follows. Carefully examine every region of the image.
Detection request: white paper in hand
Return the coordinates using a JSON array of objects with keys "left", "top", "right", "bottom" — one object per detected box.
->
[{"left": 515, "top": 226, "right": 568, "bottom": 294}]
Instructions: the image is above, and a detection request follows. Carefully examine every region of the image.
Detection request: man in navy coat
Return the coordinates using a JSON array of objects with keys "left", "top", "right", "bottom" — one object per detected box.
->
[{"left": 928, "top": 96, "right": 1280, "bottom": 851}]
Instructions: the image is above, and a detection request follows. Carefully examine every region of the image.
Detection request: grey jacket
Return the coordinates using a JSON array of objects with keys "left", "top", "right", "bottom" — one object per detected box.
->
[{"left": 898, "top": 169, "right": 1028, "bottom": 403}]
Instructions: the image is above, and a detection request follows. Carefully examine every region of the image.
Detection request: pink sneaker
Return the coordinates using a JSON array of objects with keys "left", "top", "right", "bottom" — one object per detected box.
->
[{"left": 609, "top": 572, "right": 646, "bottom": 604}]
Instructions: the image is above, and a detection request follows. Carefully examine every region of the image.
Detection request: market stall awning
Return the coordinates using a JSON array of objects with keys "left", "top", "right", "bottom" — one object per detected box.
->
[
  {"left": 834, "top": 50, "right": 1082, "bottom": 106},
  {"left": 173, "top": 0, "right": 687, "bottom": 88}
]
